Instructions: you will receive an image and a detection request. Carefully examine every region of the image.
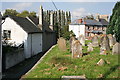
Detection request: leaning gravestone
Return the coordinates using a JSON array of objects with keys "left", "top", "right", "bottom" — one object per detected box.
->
[
  {"left": 69, "top": 36, "right": 76, "bottom": 52},
  {"left": 72, "top": 40, "right": 83, "bottom": 58},
  {"left": 78, "top": 35, "right": 85, "bottom": 46},
  {"left": 112, "top": 42, "right": 120, "bottom": 55},
  {"left": 92, "top": 35, "right": 99, "bottom": 47},
  {"left": 97, "top": 59, "right": 106, "bottom": 66},
  {"left": 57, "top": 37, "right": 67, "bottom": 51},
  {"left": 87, "top": 42, "right": 93, "bottom": 52}
]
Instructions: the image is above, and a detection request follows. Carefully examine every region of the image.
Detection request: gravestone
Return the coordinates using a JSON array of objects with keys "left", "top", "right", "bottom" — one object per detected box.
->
[
  {"left": 100, "top": 35, "right": 110, "bottom": 55},
  {"left": 100, "top": 47, "right": 107, "bottom": 55},
  {"left": 92, "top": 35, "right": 99, "bottom": 47},
  {"left": 72, "top": 40, "right": 83, "bottom": 58},
  {"left": 57, "top": 37, "right": 67, "bottom": 51},
  {"left": 61, "top": 75, "right": 86, "bottom": 80},
  {"left": 108, "top": 34, "right": 116, "bottom": 47},
  {"left": 112, "top": 42, "right": 120, "bottom": 55},
  {"left": 78, "top": 35, "right": 85, "bottom": 46},
  {"left": 87, "top": 42, "right": 93, "bottom": 52},
  {"left": 101, "top": 35, "right": 110, "bottom": 51},
  {"left": 69, "top": 36, "right": 76, "bottom": 52},
  {"left": 97, "top": 59, "right": 106, "bottom": 66}
]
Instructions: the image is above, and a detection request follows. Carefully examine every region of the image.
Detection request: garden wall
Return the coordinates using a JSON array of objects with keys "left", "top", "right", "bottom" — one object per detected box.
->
[{"left": 5, "top": 48, "right": 25, "bottom": 69}]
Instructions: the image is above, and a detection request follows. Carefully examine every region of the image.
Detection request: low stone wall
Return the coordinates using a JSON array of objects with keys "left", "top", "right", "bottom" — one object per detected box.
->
[{"left": 5, "top": 48, "right": 25, "bottom": 69}]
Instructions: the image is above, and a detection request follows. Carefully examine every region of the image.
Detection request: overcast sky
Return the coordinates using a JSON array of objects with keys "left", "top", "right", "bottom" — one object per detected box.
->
[{"left": 1, "top": 0, "right": 117, "bottom": 21}]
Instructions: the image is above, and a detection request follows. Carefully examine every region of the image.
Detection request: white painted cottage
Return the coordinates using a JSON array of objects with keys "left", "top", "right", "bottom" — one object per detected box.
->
[
  {"left": 2, "top": 5, "right": 56, "bottom": 59},
  {"left": 2, "top": 16, "right": 43, "bottom": 58}
]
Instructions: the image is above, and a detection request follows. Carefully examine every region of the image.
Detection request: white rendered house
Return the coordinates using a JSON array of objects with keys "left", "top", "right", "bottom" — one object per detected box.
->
[
  {"left": 2, "top": 16, "right": 42, "bottom": 58},
  {"left": 69, "top": 19, "right": 108, "bottom": 38}
]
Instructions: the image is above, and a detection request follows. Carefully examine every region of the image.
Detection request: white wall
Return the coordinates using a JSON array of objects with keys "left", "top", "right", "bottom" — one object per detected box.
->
[
  {"left": 2, "top": 17, "right": 28, "bottom": 46},
  {"left": 69, "top": 24, "right": 85, "bottom": 38},
  {"left": 25, "top": 33, "right": 42, "bottom": 58}
]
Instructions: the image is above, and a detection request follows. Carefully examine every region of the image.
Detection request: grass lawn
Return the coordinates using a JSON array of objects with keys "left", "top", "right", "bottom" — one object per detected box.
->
[{"left": 22, "top": 40, "right": 120, "bottom": 79}]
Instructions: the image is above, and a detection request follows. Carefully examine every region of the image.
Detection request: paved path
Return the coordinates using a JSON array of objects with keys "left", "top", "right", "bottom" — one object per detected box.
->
[{"left": 2, "top": 52, "right": 44, "bottom": 80}]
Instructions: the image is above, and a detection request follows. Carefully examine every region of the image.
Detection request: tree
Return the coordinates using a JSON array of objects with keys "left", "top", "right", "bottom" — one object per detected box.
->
[
  {"left": 106, "top": 1, "right": 120, "bottom": 42},
  {"left": 3, "top": 9, "right": 18, "bottom": 16},
  {"left": 17, "top": 10, "right": 29, "bottom": 17},
  {"left": 60, "top": 25, "right": 73, "bottom": 40},
  {"left": 29, "top": 11, "right": 37, "bottom": 17}
]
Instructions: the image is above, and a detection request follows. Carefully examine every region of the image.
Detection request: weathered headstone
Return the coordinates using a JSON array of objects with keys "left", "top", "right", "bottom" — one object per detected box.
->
[
  {"left": 97, "top": 59, "right": 106, "bottom": 66},
  {"left": 100, "top": 35, "right": 110, "bottom": 55},
  {"left": 57, "top": 37, "right": 67, "bottom": 51},
  {"left": 100, "top": 47, "right": 107, "bottom": 55},
  {"left": 87, "top": 42, "right": 93, "bottom": 52},
  {"left": 101, "top": 35, "right": 110, "bottom": 51},
  {"left": 72, "top": 40, "right": 83, "bottom": 58},
  {"left": 92, "top": 35, "right": 99, "bottom": 47},
  {"left": 78, "top": 35, "right": 85, "bottom": 46},
  {"left": 108, "top": 34, "right": 116, "bottom": 47},
  {"left": 61, "top": 75, "right": 86, "bottom": 80},
  {"left": 69, "top": 36, "right": 76, "bottom": 52},
  {"left": 112, "top": 42, "right": 120, "bottom": 55}
]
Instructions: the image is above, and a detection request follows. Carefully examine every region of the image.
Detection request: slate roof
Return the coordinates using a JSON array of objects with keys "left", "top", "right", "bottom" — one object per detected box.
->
[
  {"left": 10, "top": 16, "right": 42, "bottom": 33},
  {"left": 28, "top": 16, "right": 54, "bottom": 32},
  {"left": 99, "top": 19, "right": 109, "bottom": 26},
  {"left": 70, "top": 19, "right": 108, "bottom": 26}
]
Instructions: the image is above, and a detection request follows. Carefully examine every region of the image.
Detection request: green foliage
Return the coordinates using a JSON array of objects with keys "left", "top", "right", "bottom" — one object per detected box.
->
[
  {"left": 3, "top": 9, "right": 18, "bottom": 16},
  {"left": 107, "top": 1, "right": 120, "bottom": 42},
  {"left": 3, "top": 9, "right": 37, "bottom": 18},
  {"left": 60, "top": 25, "right": 74, "bottom": 40},
  {"left": 2, "top": 45, "right": 18, "bottom": 53},
  {"left": 29, "top": 11, "right": 37, "bottom": 17},
  {"left": 16, "top": 10, "right": 37, "bottom": 18}
]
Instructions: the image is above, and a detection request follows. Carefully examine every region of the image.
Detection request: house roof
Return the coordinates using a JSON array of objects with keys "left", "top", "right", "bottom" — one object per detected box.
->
[
  {"left": 99, "top": 19, "right": 109, "bottom": 26},
  {"left": 9, "top": 16, "right": 42, "bottom": 33},
  {"left": 28, "top": 16, "right": 54, "bottom": 33},
  {"left": 84, "top": 19, "right": 102, "bottom": 26},
  {"left": 70, "top": 19, "right": 108, "bottom": 26}
]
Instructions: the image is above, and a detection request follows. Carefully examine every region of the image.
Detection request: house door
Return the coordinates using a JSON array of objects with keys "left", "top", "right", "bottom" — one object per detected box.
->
[{"left": 31, "top": 33, "right": 42, "bottom": 56}]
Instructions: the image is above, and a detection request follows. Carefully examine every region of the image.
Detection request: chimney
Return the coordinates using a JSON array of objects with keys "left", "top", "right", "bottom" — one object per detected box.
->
[
  {"left": 96, "top": 13, "right": 100, "bottom": 21},
  {"left": 49, "top": 12, "right": 54, "bottom": 30},
  {"left": 50, "top": 12, "right": 53, "bottom": 26},
  {"left": 38, "top": 5, "right": 43, "bottom": 30}
]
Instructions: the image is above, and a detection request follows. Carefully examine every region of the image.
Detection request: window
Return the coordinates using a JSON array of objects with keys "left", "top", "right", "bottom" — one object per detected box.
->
[{"left": 3, "top": 30, "right": 11, "bottom": 40}]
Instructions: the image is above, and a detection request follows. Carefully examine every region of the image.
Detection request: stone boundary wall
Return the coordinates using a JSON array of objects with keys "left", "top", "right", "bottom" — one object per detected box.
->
[{"left": 5, "top": 48, "right": 25, "bottom": 69}]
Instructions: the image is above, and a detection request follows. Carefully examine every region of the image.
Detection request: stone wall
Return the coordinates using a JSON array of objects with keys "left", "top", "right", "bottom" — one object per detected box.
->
[
  {"left": 4, "top": 48, "right": 25, "bottom": 69},
  {"left": 42, "top": 32, "right": 57, "bottom": 52}
]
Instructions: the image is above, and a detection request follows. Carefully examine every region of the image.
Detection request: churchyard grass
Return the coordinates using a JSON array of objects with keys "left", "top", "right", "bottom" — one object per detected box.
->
[{"left": 23, "top": 40, "right": 120, "bottom": 79}]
